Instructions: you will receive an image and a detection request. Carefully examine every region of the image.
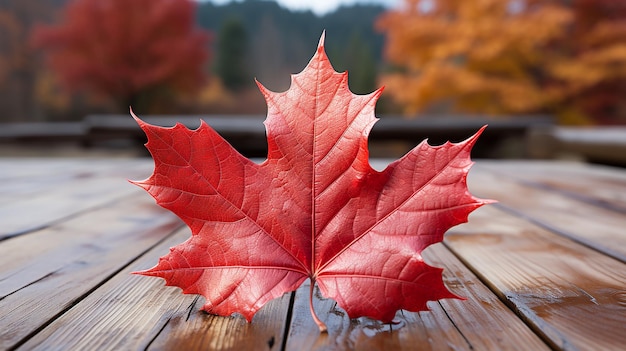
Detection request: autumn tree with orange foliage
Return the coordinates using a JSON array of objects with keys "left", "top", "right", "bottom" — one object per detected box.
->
[
  {"left": 377, "top": 0, "right": 571, "bottom": 117},
  {"left": 377, "top": 0, "right": 626, "bottom": 124},
  {"left": 32, "top": 0, "right": 211, "bottom": 113},
  {"left": 549, "top": 0, "right": 626, "bottom": 124}
]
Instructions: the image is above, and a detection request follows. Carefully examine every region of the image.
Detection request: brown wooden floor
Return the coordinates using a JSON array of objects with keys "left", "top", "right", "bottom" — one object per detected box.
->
[{"left": 1, "top": 158, "right": 624, "bottom": 350}]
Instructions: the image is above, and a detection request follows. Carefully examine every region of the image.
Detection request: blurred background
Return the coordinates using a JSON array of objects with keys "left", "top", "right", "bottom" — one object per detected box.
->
[{"left": 0, "top": 0, "right": 625, "bottom": 164}]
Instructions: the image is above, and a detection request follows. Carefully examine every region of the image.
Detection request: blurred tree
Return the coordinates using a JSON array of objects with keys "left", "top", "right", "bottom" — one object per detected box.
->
[
  {"left": 196, "top": 1, "right": 387, "bottom": 94},
  {"left": 377, "top": 0, "right": 572, "bottom": 117},
  {"left": 215, "top": 17, "right": 250, "bottom": 91},
  {"left": 0, "top": 10, "right": 20, "bottom": 90},
  {"left": 549, "top": 0, "right": 626, "bottom": 124},
  {"left": 0, "top": 0, "right": 61, "bottom": 122},
  {"left": 332, "top": 32, "right": 378, "bottom": 95},
  {"left": 252, "top": 14, "right": 288, "bottom": 91},
  {"left": 31, "top": 0, "right": 211, "bottom": 114},
  {"left": 378, "top": 0, "right": 626, "bottom": 124}
]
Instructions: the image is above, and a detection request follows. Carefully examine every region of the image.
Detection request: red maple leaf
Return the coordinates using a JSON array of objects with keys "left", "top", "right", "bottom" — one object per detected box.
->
[{"left": 132, "top": 34, "right": 489, "bottom": 332}]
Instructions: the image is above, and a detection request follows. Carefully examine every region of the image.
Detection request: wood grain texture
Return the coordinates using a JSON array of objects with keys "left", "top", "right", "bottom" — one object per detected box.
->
[
  {"left": 0, "top": 159, "right": 149, "bottom": 201},
  {"left": 447, "top": 206, "right": 626, "bottom": 351},
  {"left": 284, "top": 244, "right": 549, "bottom": 350},
  {"left": 3, "top": 158, "right": 626, "bottom": 350},
  {"left": 17, "top": 228, "right": 197, "bottom": 351},
  {"left": 18, "top": 227, "right": 291, "bottom": 351},
  {"left": 424, "top": 245, "right": 550, "bottom": 351},
  {"left": 478, "top": 161, "right": 626, "bottom": 212},
  {"left": 468, "top": 165, "right": 626, "bottom": 262},
  {"left": 0, "top": 194, "right": 181, "bottom": 350},
  {"left": 0, "top": 159, "right": 154, "bottom": 239},
  {"left": 286, "top": 280, "right": 470, "bottom": 351},
  {"left": 146, "top": 293, "right": 291, "bottom": 351}
]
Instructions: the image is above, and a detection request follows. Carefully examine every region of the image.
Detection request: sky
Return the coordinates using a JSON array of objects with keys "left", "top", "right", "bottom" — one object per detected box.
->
[{"left": 202, "top": 0, "right": 402, "bottom": 16}]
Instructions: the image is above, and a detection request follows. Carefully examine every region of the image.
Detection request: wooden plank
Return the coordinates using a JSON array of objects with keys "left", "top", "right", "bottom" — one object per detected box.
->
[
  {"left": 468, "top": 165, "right": 626, "bottom": 262},
  {"left": 0, "top": 193, "right": 176, "bottom": 297},
  {"left": 0, "top": 159, "right": 154, "bottom": 239},
  {"left": 18, "top": 227, "right": 292, "bottom": 351},
  {"left": 0, "top": 195, "right": 181, "bottom": 350},
  {"left": 0, "top": 159, "right": 109, "bottom": 200},
  {"left": 285, "top": 244, "right": 549, "bottom": 350},
  {"left": 286, "top": 280, "right": 471, "bottom": 351},
  {"left": 0, "top": 178, "right": 141, "bottom": 238},
  {"left": 146, "top": 292, "right": 291, "bottom": 350},
  {"left": 0, "top": 158, "right": 151, "bottom": 184},
  {"left": 446, "top": 206, "right": 626, "bottom": 351},
  {"left": 0, "top": 159, "right": 153, "bottom": 195},
  {"left": 478, "top": 161, "right": 626, "bottom": 212},
  {"left": 424, "top": 245, "right": 550, "bottom": 351}
]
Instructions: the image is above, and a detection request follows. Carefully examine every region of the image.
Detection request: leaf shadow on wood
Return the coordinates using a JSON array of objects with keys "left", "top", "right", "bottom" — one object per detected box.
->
[
  {"left": 284, "top": 242, "right": 549, "bottom": 350},
  {"left": 147, "top": 292, "right": 292, "bottom": 351}
]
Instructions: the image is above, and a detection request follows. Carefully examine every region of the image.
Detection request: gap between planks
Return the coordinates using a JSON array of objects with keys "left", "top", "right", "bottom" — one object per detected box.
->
[
  {"left": 446, "top": 205, "right": 626, "bottom": 351},
  {"left": 0, "top": 160, "right": 156, "bottom": 240},
  {"left": 476, "top": 161, "right": 626, "bottom": 214},
  {"left": 284, "top": 244, "right": 548, "bottom": 351},
  {"left": 468, "top": 164, "right": 626, "bottom": 263},
  {"left": 17, "top": 227, "right": 291, "bottom": 351},
  {"left": 0, "top": 195, "right": 182, "bottom": 350}
]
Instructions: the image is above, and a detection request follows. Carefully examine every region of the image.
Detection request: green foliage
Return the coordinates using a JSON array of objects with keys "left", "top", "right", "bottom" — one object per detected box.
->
[
  {"left": 333, "top": 32, "right": 378, "bottom": 94},
  {"left": 197, "top": 1, "right": 385, "bottom": 91},
  {"left": 215, "top": 17, "right": 250, "bottom": 91}
]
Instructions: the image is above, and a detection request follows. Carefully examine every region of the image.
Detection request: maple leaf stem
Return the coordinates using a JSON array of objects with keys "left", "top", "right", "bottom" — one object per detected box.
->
[{"left": 309, "top": 279, "right": 328, "bottom": 333}]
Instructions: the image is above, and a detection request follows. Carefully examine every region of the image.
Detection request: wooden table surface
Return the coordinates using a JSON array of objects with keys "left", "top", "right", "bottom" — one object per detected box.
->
[{"left": 1, "top": 158, "right": 625, "bottom": 351}]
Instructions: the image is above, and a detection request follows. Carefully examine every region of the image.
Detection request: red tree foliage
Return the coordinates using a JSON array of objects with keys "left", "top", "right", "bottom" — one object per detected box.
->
[{"left": 32, "top": 0, "right": 211, "bottom": 113}]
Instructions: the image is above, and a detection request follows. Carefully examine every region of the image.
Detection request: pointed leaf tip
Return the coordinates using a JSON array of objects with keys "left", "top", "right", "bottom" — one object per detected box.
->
[
  {"left": 318, "top": 31, "right": 326, "bottom": 48},
  {"left": 130, "top": 107, "right": 142, "bottom": 125}
]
